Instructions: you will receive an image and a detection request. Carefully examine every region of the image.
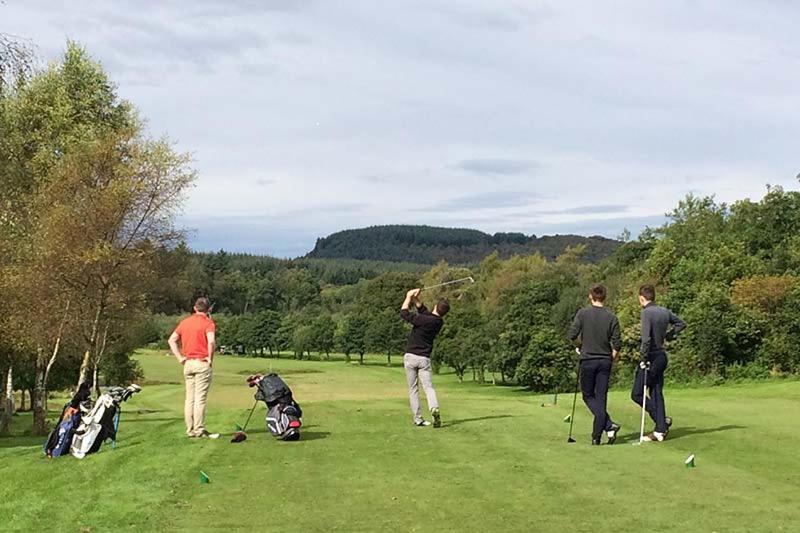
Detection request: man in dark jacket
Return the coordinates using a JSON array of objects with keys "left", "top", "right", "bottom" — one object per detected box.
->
[
  {"left": 632, "top": 284, "right": 686, "bottom": 442},
  {"left": 568, "top": 284, "right": 623, "bottom": 445},
  {"left": 400, "top": 288, "right": 449, "bottom": 428}
]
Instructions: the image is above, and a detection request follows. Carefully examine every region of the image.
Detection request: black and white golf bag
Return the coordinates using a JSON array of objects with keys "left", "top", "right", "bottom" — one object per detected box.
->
[
  {"left": 248, "top": 373, "right": 302, "bottom": 441},
  {"left": 44, "top": 384, "right": 141, "bottom": 459},
  {"left": 70, "top": 384, "right": 142, "bottom": 459}
]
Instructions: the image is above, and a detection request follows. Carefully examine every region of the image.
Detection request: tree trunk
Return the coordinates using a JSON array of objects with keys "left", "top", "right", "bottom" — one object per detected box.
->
[
  {"left": 386, "top": 352, "right": 391, "bottom": 366},
  {"left": 20, "top": 388, "right": 26, "bottom": 411},
  {"left": 92, "top": 364, "right": 100, "bottom": 397},
  {"left": 92, "top": 321, "right": 110, "bottom": 397},
  {"left": 359, "top": 352, "right": 364, "bottom": 365},
  {"left": 78, "top": 292, "right": 105, "bottom": 387},
  {"left": 43, "top": 301, "right": 70, "bottom": 412},
  {"left": 1, "top": 366, "right": 13, "bottom": 434},
  {"left": 32, "top": 345, "right": 48, "bottom": 435},
  {"left": 345, "top": 352, "right": 351, "bottom": 363}
]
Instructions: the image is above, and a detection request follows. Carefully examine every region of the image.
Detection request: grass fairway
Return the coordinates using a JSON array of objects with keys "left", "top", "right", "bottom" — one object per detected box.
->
[{"left": 2, "top": 350, "right": 799, "bottom": 532}]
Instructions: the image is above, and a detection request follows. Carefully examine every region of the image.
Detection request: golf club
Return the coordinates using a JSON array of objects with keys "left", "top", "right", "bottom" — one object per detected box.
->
[
  {"left": 231, "top": 400, "right": 259, "bottom": 443},
  {"left": 566, "top": 358, "right": 581, "bottom": 443},
  {"left": 421, "top": 276, "right": 475, "bottom": 291},
  {"left": 634, "top": 363, "right": 649, "bottom": 446}
]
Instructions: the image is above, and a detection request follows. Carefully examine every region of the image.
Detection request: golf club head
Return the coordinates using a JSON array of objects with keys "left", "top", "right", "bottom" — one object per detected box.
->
[
  {"left": 567, "top": 437, "right": 576, "bottom": 443},
  {"left": 230, "top": 432, "right": 247, "bottom": 443}
]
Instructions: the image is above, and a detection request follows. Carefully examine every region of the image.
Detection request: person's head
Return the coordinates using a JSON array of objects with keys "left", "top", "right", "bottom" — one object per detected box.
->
[
  {"left": 589, "top": 283, "right": 606, "bottom": 305},
  {"left": 193, "top": 297, "right": 211, "bottom": 314},
  {"left": 433, "top": 298, "right": 450, "bottom": 317},
  {"left": 638, "top": 284, "right": 656, "bottom": 307}
]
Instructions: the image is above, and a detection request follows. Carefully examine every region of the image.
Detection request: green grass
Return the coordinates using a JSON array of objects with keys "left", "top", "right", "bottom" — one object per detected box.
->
[{"left": 2, "top": 350, "right": 799, "bottom": 532}]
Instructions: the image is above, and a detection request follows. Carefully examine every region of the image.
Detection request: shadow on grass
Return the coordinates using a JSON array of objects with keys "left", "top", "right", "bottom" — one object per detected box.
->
[
  {"left": 299, "top": 431, "right": 330, "bottom": 441},
  {"left": 666, "top": 425, "right": 747, "bottom": 441},
  {"left": 229, "top": 428, "right": 330, "bottom": 442},
  {"left": 445, "top": 415, "right": 514, "bottom": 427},
  {"left": 616, "top": 424, "right": 746, "bottom": 444}
]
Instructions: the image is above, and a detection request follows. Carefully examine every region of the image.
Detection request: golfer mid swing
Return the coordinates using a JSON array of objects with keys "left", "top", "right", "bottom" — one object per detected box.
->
[
  {"left": 632, "top": 284, "right": 686, "bottom": 442},
  {"left": 568, "top": 284, "right": 623, "bottom": 445},
  {"left": 400, "top": 288, "right": 449, "bottom": 427}
]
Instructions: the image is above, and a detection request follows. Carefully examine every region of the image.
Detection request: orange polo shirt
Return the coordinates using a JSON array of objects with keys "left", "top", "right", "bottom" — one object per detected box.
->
[{"left": 175, "top": 313, "right": 216, "bottom": 359}]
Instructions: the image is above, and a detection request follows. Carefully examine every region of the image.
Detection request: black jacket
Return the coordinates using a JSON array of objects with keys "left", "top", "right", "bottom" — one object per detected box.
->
[{"left": 400, "top": 305, "right": 443, "bottom": 358}]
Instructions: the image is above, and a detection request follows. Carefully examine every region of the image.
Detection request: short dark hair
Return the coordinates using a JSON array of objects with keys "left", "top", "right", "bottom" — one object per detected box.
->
[
  {"left": 589, "top": 283, "right": 606, "bottom": 302},
  {"left": 435, "top": 299, "right": 450, "bottom": 317},
  {"left": 194, "top": 297, "right": 210, "bottom": 313},
  {"left": 639, "top": 284, "right": 656, "bottom": 302}
]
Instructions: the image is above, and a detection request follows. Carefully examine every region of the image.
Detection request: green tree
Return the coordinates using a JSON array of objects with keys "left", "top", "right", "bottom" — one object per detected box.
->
[
  {"left": 365, "top": 309, "right": 407, "bottom": 366},
  {"left": 338, "top": 312, "right": 369, "bottom": 364},
  {"left": 311, "top": 314, "right": 336, "bottom": 359},
  {"left": 251, "top": 310, "right": 282, "bottom": 356},
  {"left": 292, "top": 325, "right": 314, "bottom": 360}
]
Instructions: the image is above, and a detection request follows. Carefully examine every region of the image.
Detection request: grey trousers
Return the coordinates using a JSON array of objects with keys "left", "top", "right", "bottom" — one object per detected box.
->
[{"left": 404, "top": 353, "right": 439, "bottom": 423}]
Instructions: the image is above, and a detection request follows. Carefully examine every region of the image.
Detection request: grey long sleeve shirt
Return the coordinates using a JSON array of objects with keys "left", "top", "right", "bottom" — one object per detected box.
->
[
  {"left": 567, "top": 306, "right": 621, "bottom": 359},
  {"left": 640, "top": 302, "right": 686, "bottom": 358}
]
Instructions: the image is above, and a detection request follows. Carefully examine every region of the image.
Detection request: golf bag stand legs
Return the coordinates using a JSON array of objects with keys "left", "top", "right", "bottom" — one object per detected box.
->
[{"left": 112, "top": 409, "right": 121, "bottom": 450}]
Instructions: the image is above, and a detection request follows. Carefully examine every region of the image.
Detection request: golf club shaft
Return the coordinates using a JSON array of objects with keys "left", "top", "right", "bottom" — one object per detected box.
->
[
  {"left": 421, "top": 277, "right": 474, "bottom": 291},
  {"left": 241, "top": 400, "right": 259, "bottom": 432},
  {"left": 567, "top": 362, "right": 580, "bottom": 441},
  {"left": 639, "top": 366, "right": 648, "bottom": 442}
]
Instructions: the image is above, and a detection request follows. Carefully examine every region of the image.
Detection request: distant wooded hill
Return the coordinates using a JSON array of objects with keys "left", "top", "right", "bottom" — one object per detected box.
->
[{"left": 306, "top": 225, "right": 620, "bottom": 264}]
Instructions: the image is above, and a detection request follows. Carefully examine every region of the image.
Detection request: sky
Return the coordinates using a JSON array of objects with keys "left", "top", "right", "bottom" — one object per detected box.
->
[{"left": 4, "top": 0, "right": 799, "bottom": 257}]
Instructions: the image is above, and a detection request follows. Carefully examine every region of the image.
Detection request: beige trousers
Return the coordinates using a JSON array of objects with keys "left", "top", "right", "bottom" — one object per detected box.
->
[
  {"left": 404, "top": 353, "right": 439, "bottom": 424},
  {"left": 183, "top": 359, "right": 212, "bottom": 436}
]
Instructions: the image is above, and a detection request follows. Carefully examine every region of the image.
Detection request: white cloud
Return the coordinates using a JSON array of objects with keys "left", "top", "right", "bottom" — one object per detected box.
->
[{"left": 3, "top": 0, "right": 799, "bottom": 255}]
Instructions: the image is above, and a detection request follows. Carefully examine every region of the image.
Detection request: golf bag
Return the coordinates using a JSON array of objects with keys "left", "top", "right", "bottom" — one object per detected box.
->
[
  {"left": 70, "top": 384, "right": 141, "bottom": 459},
  {"left": 44, "top": 383, "right": 92, "bottom": 458},
  {"left": 248, "top": 373, "right": 302, "bottom": 441},
  {"left": 71, "top": 393, "right": 118, "bottom": 458},
  {"left": 44, "top": 406, "right": 82, "bottom": 458},
  {"left": 43, "top": 384, "right": 141, "bottom": 459}
]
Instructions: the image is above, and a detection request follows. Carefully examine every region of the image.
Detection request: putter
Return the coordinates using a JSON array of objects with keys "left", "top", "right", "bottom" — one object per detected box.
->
[
  {"left": 566, "top": 361, "right": 580, "bottom": 443},
  {"left": 633, "top": 363, "right": 649, "bottom": 446},
  {"left": 231, "top": 400, "right": 259, "bottom": 443},
  {"left": 421, "top": 276, "right": 475, "bottom": 291}
]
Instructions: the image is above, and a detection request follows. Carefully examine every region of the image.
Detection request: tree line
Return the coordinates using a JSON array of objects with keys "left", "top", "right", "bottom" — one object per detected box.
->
[
  {"left": 307, "top": 224, "right": 621, "bottom": 264},
  {"left": 0, "top": 41, "right": 194, "bottom": 435},
  {"left": 156, "top": 185, "right": 800, "bottom": 397}
]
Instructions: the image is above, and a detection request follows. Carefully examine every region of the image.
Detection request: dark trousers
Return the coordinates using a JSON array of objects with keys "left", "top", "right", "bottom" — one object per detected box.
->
[
  {"left": 631, "top": 350, "right": 669, "bottom": 433},
  {"left": 580, "top": 358, "right": 614, "bottom": 439}
]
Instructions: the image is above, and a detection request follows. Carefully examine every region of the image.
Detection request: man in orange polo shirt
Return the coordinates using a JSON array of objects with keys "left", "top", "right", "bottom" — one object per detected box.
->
[{"left": 168, "top": 298, "right": 219, "bottom": 438}]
